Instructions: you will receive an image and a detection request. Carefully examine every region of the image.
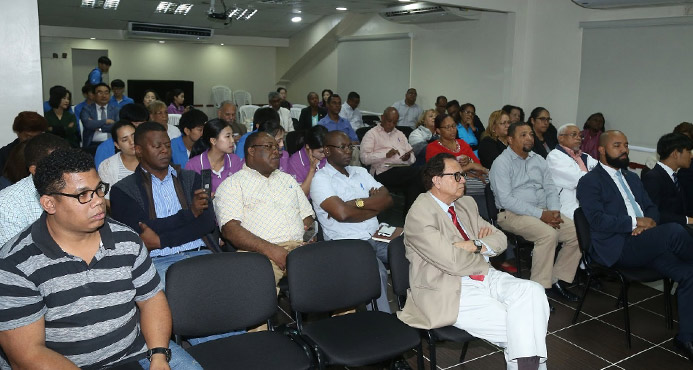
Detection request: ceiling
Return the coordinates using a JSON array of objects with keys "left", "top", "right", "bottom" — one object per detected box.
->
[{"left": 37, "top": 0, "right": 413, "bottom": 38}]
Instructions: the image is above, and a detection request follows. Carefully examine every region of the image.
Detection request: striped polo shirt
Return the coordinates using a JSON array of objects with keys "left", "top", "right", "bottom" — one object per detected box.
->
[{"left": 0, "top": 213, "right": 163, "bottom": 369}]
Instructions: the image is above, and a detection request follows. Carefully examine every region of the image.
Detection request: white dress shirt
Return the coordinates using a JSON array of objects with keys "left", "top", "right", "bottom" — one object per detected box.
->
[
  {"left": 93, "top": 103, "right": 109, "bottom": 142},
  {"left": 339, "top": 103, "right": 364, "bottom": 131}
]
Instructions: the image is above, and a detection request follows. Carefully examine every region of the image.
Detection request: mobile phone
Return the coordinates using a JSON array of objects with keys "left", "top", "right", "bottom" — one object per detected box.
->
[
  {"left": 201, "top": 169, "right": 212, "bottom": 197},
  {"left": 378, "top": 225, "right": 396, "bottom": 237},
  {"left": 303, "top": 221, "right": 318, "bottom": 242}
]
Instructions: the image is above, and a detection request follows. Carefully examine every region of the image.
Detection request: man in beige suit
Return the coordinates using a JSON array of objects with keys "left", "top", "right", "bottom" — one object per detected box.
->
[{"left": 398, "top": 153, "right": 549, "bottom": 370}]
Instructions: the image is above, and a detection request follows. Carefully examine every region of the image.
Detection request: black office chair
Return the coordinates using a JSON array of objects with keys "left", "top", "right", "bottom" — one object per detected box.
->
[
  {"left": 572, "top": 207, "right": 674, "bottom": 348},
  {"left": 166, "top": 253, "right": 313, "bottom": 369},
  {"left": 388, "top": 235, "right": 477, "bottom": 369},
  {"left": 287, "top": 240, "right": 423, "bottom": 369},
  {"left": 397, "top": 126, "right": 413, "bottom": 139},
  {"left": 285, "top": 130, "right": 304, "bottom": 155},
  {"left": 484, "top": 183, "right": 534, "bottom": 277},
  {"left": 362, "top": 114, "right": 380, "bottom": 127},
  {"left": 356, "top": 126, "right": 372, "bottom": 142}
]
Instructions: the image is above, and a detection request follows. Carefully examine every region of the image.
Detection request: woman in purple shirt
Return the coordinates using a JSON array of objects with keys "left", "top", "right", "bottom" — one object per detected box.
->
[
  {"left": 287, "top": 125, "right": 328, "bottom": 196},
  {"left": 185, "top": 118, "right": 243, "bottom": 194},
  {"left": 167, "top": 88, "right": 187, "bottom": 114}
]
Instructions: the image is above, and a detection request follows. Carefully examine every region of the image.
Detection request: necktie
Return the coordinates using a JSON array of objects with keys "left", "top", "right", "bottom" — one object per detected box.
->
[
  {"left": 100, "top": 106, "right": 106, "bottom": 120},
  {"left": 673, "top": 172, "right": 681, "bottom": 192},
  {"left": 615, "top": 171, "right": 643, "bottom": 218},
  {"left": 448, "top": 206, "right": 484, "bottom": 281}
]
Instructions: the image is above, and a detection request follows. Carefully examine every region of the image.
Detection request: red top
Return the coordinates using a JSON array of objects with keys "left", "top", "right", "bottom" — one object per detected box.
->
[{"left": 425, "top": 139, "right": 480, "bottom": 163}]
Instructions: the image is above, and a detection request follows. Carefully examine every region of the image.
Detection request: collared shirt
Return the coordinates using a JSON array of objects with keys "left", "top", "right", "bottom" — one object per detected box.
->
[
  {"left": 310, "top": 163, "right": 382, "bottom": 241},
  {"left": 185, "top": 149, "right": 244, "bottom": 194},
  {"left": 98, "top": 153, "right": 135, "bottom": 199},
  {"left": 286, "top": 147, "right": 326, "bottom": 184},
  {"left": 560, "top": 144, "right": 588, "bottom": 172},
  {"left": 213, "top": 164, "right": 314, "bottom": 244},
  {"left": 599, "top": 162, "right": 643, "bottom": 229},
  {"left": 339, "top": 103, "right": 364, "bottom": 131},
  {"left": 93, "top": 103, "right": 109, "bottom": 142},
  {"left": 359, "top": 123, "right": 415, "bottom": 175},
  {"left": 147, "top": 166, "right": 205, "bottom": 257},
  {"left": 392, "top": 100, "right": 422, "bottom": 128},
  {"left": 109, "top": 95, "right": 134, "bottom": 109},
  {"left": 657, "top": 161, "right": 677, "bottom": 183},
  {"left": 0, "top": 175, "right": 43, "bottom": 246},
  {"left": 489, "top": 147, "right": 560, "bottom": 218},
  {"left": 318, "top": 115, "right": 359, "bottom": 142}
]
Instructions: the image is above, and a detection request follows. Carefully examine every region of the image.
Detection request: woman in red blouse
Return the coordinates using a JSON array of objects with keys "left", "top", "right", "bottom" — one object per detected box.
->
[{"left": 425, "top": 114, "right": 487, "bottom": 174}]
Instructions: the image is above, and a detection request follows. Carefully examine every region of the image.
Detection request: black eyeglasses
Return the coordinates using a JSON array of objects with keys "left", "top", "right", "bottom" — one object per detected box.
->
[
  {"left": 326, "top": 144, "right": 357, "bottom": 151},
  {"left": 440, "top": 172, "right": 465, "bottom": 182},
  {"left": 48, "top": 182, "right": 110, "bottom": 204},
  {"left": 462, "top": 110, "right": 475, "bottom": 115},
  {"left": 251, "top": 143, "right": 279, "bottom": 151},
  {"left": 536, "top": 117, "right": 553, "bottom": 123},
  {"left": 560, "top": 132, "right": 583, "bottom": 139}
]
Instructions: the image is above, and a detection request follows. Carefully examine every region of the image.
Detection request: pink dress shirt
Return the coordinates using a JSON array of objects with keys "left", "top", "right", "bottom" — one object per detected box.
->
[{"left": 359, "top": 124, "right": 415, "bottom": 175}]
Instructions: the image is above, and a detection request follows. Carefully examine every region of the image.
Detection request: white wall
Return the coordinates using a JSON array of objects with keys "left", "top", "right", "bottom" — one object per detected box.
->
[{"left": 0, "top": 1, "right": 43, "bottom": 146}]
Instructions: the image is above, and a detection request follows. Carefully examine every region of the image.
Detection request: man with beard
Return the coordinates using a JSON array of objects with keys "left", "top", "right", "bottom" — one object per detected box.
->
[
  {"left": 489, "top": 122, "right": 582, "bottom": 311},
  {"left": 576, "top": 130, "right": 693, "bottom": 362}
]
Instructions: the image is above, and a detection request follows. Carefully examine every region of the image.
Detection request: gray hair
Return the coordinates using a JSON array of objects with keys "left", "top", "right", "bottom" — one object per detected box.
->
[
  {"left": 557, "top": 123, "right": 579, "bottom": 135},
  {"left": 218, "top": 100, "right": 236, "bottom": 111},
  {"left": 268, "top": 91, "right": 280, "bottom": 100}
]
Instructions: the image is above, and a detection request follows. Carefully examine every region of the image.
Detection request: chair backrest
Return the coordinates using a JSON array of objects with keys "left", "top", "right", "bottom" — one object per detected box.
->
[
  {"left": 397, "top": 126, "right": 413, "bottom": 139},
  {"left": 211, "top": 85, "right": 232, "bottom": 108},
  {"left": 290, "top": 107, "right": 302, "bottom": 121},
  {"left": 640, "top": 166, "right": 651, "bottom": 179},
  {"left": 239, "top": 104, "right": 259, "bottom": 131},
  {"left": 387, "top": 235, "right": 409, "bottom": 310},
  {"left": 166, "top": 252, "right": 277, "bottom": 337},
  {"left": 292, "top": 104, "right": 307, "bottom": 110},
  {"left": 285, "top": 130, "right": 303, "bottom": 155},
  {"left": 573, "top": 207, "right": 592, "bottom": 257},
  {"left": 362, "top": 114, "right": 380, "bottom": 127},
  {"left": 287, "top": 240, "right": 381, "bottom": 314},
  {"left": 484, "top": 183, "right": 499, "bottom": 223},
  {"left": 234, "top": 90, "right": 252, "bottom": 106}
]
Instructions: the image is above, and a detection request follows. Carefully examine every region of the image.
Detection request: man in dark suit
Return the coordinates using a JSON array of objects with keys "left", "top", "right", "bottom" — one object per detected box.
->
[
  {"left": 80, "top": 82, "right": 119, "bottom": 150},
  {"left": 576, "top": 130, "right": 693, "bottom": 362},
  {"left": 642, "top": 133, "right": 693, "bottom": 228}
]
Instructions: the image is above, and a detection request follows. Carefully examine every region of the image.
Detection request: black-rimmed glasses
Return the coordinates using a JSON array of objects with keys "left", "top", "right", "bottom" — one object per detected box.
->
[
  {"left": 251, "top": 143, "right": 280, "bottom": 151},
  {"left": 440, "top": 172, "right": 465, "bottom": 182},
  {"left": 48, "top": 182, "right": 110, "bottom": 204}
]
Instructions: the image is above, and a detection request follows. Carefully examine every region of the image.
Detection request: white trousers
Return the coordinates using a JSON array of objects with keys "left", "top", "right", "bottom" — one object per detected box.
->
[{"left": 453, "top": 268, "right": 550, "bottom": 370}]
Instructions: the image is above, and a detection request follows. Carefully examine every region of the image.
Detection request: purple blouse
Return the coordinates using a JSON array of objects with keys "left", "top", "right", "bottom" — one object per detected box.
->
[
  {"left": 167, "top": 103, "right": 185, "bottom": 114},
  {"left": 279, "top": 150, "right": 290, "bottom": 174},
  {"left": 185, "top": 150, "right": 244, "bottom": 194},
  {"left": 286, "top": 147, "right": 326, "bottom": 183}
]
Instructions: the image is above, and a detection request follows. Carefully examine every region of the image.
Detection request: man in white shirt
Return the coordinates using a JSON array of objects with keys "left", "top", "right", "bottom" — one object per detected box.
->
[
  {"left": 339, "top": 91, "right": 364, "bottom": 131},
  {"left": 268, "top": 91, "right": 294, "bottom": 133},
  {"left": 392, "top": 88, "right": 422, "bottom": 128}
]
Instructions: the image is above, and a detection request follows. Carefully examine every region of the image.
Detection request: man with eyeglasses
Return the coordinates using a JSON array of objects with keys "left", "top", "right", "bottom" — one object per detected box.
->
[
  {"left": 399, "top": 152, "right": 549, "bottom": 370},
  {"left": 489, "top": 122, "right": 582, "bottom": 311},
  {"left": 0, "top": 148, "right": 201, "bottom": 369},
  {"left": 392, "top": 88, "right": 422, "bottom": 128},
  {"left": 310, "top": 131, "right": 394, "bottom": 313},
  {"left": 214, "top": 131, "right": 315, "bottom": 288},
  {"left": 546, "top": 123, "right": 598, "bottom": 221},
  {"left": 80, "top": 82, "right": 119, "bottom": 152}
]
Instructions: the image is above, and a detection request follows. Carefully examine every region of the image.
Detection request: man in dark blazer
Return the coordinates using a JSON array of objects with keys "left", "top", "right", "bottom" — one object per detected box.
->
[
  {"left": 642, "top": 133, "right": 693, "bottom": 229},
  {"left": 576, "top": 130, "right": 693, "bottom": 362},
  {"left": 80, "top": 82, "right": 119, "bottom": 150}
]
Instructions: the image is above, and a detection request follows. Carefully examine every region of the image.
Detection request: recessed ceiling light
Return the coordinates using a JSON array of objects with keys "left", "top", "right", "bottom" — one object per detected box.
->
[
  {"left": 336, "top": 7, "right": 347, "bottom": 11},
  {"left": 81, "top": 0, "right": 120, "bottom": 10},
  {"left": 291, "top": 16, "right": 302, "bottom": 23},
  {"left": 220, "top": 43, "right": 224, "bottom": 46},
  {"left": 398, "top": 0, "right": 412, "bottom": 2},
  {"left": 155, "top": 2, "right": 193, "bottom": 15},
  {"left": 90, "top": 37, "right": 96, "bottom": 40},
  {"left": 158, "top": 40, "right": 165, "bottom": 44}
]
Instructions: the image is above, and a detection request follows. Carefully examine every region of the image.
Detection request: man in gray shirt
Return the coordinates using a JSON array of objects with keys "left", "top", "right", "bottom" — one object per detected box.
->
[
  {"left": 489, "top": 122, "right": 581, "bottom": 308},
  {"left": 392, "top": 88, "right": 422, "bottom": 128}
]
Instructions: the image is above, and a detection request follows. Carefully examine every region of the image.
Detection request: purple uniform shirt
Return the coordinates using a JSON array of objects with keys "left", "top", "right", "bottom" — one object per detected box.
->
[
  {"left": 185, "top": 149, "right": 244, "bottom": 194},
  {"left": 287, "top": 147, "right": 326, "bottom": 184}
]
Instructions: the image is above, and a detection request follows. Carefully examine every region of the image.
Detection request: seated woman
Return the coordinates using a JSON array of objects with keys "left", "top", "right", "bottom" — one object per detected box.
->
[
  {"left": 171, "top": 109, "right": 208, "bottom": 167},
  {"left": 502, "top": 104, "right": 524, "bottom": 125},
  {"left": 318, "top": 89, "right": 332, "bottom": 109},
  {"left": 409, "top": 109, "right": 437, "bottom": 158},
  {"left": 277, "top": 87, "right": 292, "bottom": 109},
  {"left": 166, "top": 88, "right": 188, "bottom": 114},
  {"left": 185, "top": 118, "right": 243, "bottom": 195},
  {"left": 528, "top": 107, "right": 558, "bottom": 158},
  {"left": 580, "top": 112, "right": 605, "bottom": 159},
  {"left": 456, "top": 103, "right": 483, "bottom": 157},
  {"left": 45, "top": 86, "right": 79, "bottom": 148},
  {"left": 142, "top": 89, "right": 159, "bottom": 107},
  {"left": 148, "top": 100, "right": 181, "bottom": 140},
  {"left": 478, "top": 110, "right": 510, "bottom": 169},
  {"left": 98, "top": 120, "right": 138, "bottom": 204},
  {"left": 296, "top": 92, "right": 327, "bottom": 131},
  {"left": 287, "top": 125, "right": 327, "bottom": 196}
]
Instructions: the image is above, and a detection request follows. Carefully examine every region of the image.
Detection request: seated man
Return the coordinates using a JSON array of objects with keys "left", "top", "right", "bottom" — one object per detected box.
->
[
  {"left": 109, "top": 79, "right": 135, "bottom": 110},
  {"left": 217, "top": 100, "right": 247, "bottom": 139},
  {"left": 339, "top": 91, "right": 364, "bottom": 131},
  {"left": 80, "top": 82, "right": 119, "bottom": 151},
  {"left": 171, "top": 109, "right": 208, "bottom": 167},
  {"left": 392, "top": 88, "right": 422, "bottom": 128},
  {"left": 642, "top": 133, "right": 693, "bottom": 229},
  {"left": 235, "top": 107, "right": 280, "bottom": 159},
  {"left": 94, "top": 103, "right": 149, "bottom": 169},
  {"left": 214, "top": 131, "right": 315, "bottom": 286},
  {"left": 0, "top": 134, "right": 69, "bottom": 246},
  {"left": 489, "top": 122, "right": 582, "bottom": 307},
  {"left": 360, "top": 107, "right": 422, "bottom": 215},
  {"left": 110, "top": 122, "right": 219, "bottom": 284},
  {"left": 310, "top": 131, "right": 394, "bottom": 313},
  {"left": 576, "top": 130, "right": 693, "bottom": 362},
  {"left": 546, "top": 123, "right": 598, "bottom": 220},
  {"left": 268, "top": 91, "right": 293, "bottom": 133},
  {"left": 399, "top": 153, "right": 549, "bottom": 370},
  {"left": 0, "top": 148, "right": 199, "bottom": 369},
  {"left": 318, "top": 94, "right": 359, "bottom": 143}
]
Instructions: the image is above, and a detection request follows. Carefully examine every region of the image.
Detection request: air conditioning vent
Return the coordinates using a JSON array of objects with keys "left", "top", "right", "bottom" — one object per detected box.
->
[
  {"left": 379, "top": 2, "right": 480, "bottom": 24},
  {"left": 382, "top": 5, "right": 446, "bottom": 17},
  {"left": 127, "top": 22, "right": 214, "bottom": 39},
  {"left": 571, "top": 0, "right": 693, "bottom": 8}
]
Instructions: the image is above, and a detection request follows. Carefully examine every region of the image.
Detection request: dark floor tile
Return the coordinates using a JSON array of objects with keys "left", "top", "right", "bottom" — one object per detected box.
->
[
  {"left": 544, "top": 333, "right": 612, "bottom": 369},
  {"left": 554, "top": 319, "right": 651, "bottom": 363},
  {"left": 454, "top": 351, "right": 507, "bottom": 369},
  {"left": 418, "top": 339, "right": 500, "bottom": 369},
  {"left": 599, "top": 305, "right": 677, "bottom": 345},
  {"left": 587, "top": 279, "right": 662, "bottom": 304},
  {"left": 616, "top": 345, "right": 693, "bottom": 369},
  {"left": 636, "top": 294, "right": 679, "bottom": 322},
  {"left": 548, "top": 297, "right": 590, "bottom": 333}
]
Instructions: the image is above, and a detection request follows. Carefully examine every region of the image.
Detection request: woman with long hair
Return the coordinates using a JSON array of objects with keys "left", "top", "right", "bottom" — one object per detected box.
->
[
  {"left": 287, "top": 125, "right": 328, "bottom": 196},
  {"left": 478, "top": 110, "right": 511, "bottom": 169},
  {"left": 528, "top": 107, "right": 558, "bottom": 158},
  {"left": 45, "top": 86, "right": 79, "bottom": 148},
  {"left": 186, "top": 118, "right": 243, "bottom": 194}
]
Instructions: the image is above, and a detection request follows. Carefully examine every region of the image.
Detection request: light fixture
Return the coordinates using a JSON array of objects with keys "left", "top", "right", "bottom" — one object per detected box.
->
[
  {"left": 220, "top": 43, "right": 224, "bottom": 46},
  {"left": 81, "top": 0, "right": 120, "bottom": 10},
  {"left": 155, "top": 2, "right": 193, "bottom": 15},
  {"left": 291, "top": 16, "right": 302, "bottom": 23},
  {"left": 398, "top": 0, "right": 413, "bottom": 2},
  {"left": 336, "top": 7, "right": 347, "bottom": 11},
  {"left": 90, "top": 37, "right": 96, "bottom": 40},
  {"left": 158, "top": 40, "right": 166, "bottom": 44}
]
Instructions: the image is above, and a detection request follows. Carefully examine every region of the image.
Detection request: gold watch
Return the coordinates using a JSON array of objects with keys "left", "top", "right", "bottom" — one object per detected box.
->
[{"left": 355, "top": 199, "right": 365, "bottom": 208}]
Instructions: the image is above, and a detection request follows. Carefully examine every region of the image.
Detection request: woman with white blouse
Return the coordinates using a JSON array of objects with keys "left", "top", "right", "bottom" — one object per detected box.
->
[{"left": 98, "top": 120, "right": 138, "bottom": 203}]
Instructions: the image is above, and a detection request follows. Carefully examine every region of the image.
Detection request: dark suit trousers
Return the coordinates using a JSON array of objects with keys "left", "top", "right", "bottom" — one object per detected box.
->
[
  {"left": 374, "top": 166, "right": 424, "bottom": 216},
  {"left": 615, "top": 223, "right": 693, "bottom": 341}
]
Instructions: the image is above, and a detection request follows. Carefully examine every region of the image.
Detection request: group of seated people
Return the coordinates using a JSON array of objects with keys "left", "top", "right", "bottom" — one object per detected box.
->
[{"left": 1, "top": 80, "right": 693, "bottom": 369}]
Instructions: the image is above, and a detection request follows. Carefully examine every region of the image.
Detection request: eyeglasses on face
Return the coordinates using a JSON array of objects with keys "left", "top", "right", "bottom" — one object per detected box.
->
[
  {"left": 326, "top": 144, "right": 357, "bottom": 151},
  {"left": 560, "top": 132, "right": 583, "bottom": 138},
  {"left": 251, "top": 143, "right": 280, "bottom": 151},
  {"left": 462, "top": 110, "right": 475, "bottom": 115},
  {"left": 536, "top": 117, "right": 553, "bottom": 123},
  {"left": 48, "top": 182, "right": 110, "bottom": 204},
  {"left": 440, "top": 172, "right": 465, "bottom": 182}
]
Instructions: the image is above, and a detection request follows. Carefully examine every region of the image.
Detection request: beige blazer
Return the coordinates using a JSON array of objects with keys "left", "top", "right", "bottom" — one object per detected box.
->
[{"left": 397, "top": 193, "right": 507, "bottom": 329}]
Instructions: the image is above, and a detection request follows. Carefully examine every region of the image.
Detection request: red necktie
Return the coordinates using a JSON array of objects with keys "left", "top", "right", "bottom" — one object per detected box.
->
[{"left": 448, "top": 206, "right": 484, "bottom": 281}]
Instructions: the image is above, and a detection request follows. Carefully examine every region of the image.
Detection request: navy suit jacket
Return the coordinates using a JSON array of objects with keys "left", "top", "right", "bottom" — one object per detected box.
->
[
  {"left": 642, "top": 163, "right": 691, "bottom": 225},
  {"left": 576, "top": 164, "right": 659, "bottom": 266},
  {"left": 80, "top": 103, "right": 119, "bottom": 148}
]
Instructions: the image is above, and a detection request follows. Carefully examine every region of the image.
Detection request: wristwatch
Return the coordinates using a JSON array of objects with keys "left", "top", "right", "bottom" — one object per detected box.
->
[
  {"left": 473, "top": 240, "right": 483, "bottom": 254},
  {"left": 146, "top": 347, "right": 171, "bottom": 362},
  {"left": 355, "top": 198, "right": 365, "bottom": 208}
]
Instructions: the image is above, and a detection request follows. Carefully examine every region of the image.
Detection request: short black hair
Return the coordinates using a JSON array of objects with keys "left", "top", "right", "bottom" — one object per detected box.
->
[
  {"left": 24, "top": 133, "right": 70, "bottom": 167},
  {"left": 446, "top": 100, "right": 460, "bottom": 109},
  {"left": 657, "top": 133, "right": 693, "bottom": 160},
  {"left": 434, "top": 114, "right": 449, "bottom": 129},
  {"left": 48, "top": 85, "right": 71, "bottom": 109},
  {"left": 277, "top": 87, "right": 287, "bottom": 93},
  {"left": 257, "top": 118, "right": 283, "bottom": 138},
  {"left": 244, "top": 131, "right": 267, "bottom": 158},
  {"left": 423, "top": 153, "right": 456, "bottom": 190},
  {"left": 119, "top": 103, "right": 149, "bottom": 122},
  {"left": 98, "top": 56, "right": 111, "bottom": 66},
  {"left": 178, "top": 109, "right": 208, "bottom": 135},
  {"left": 347, "top": 91, "right": 360, "bottom": 101},
  {"left": 81, "top": 84, "right": 93, "bottom": 94},
  {"left": 34, "top": 148, "right": 95, "bottom": 196},
  {"left": 252, "top": 107, "right": 280, "bottom": 130},
  {"left": 327, "top": 94, "right": 341, "bottom": 105},
  {"left": 134, "top": 121, "right": 167, "bottom": 146},
  {"left": 508, "top": 121, "right": 531, "bottom": 137},
  {"left": 92, "top": 82, "right": 110, "bottom": 93},
  {"left": 111, "top": 79, "right": 125, "bottom": 88},
  {"left": 436, "top": 96, "right": 447, "bottom": 105},
  {"left": 111, "top": 120, "right": 135, "bottom": 146}
]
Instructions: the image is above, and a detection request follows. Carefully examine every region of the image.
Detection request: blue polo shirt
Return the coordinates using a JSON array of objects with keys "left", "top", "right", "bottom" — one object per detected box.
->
[{"left": 318, "top": 115, "right": 358, "bottom": 142}]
